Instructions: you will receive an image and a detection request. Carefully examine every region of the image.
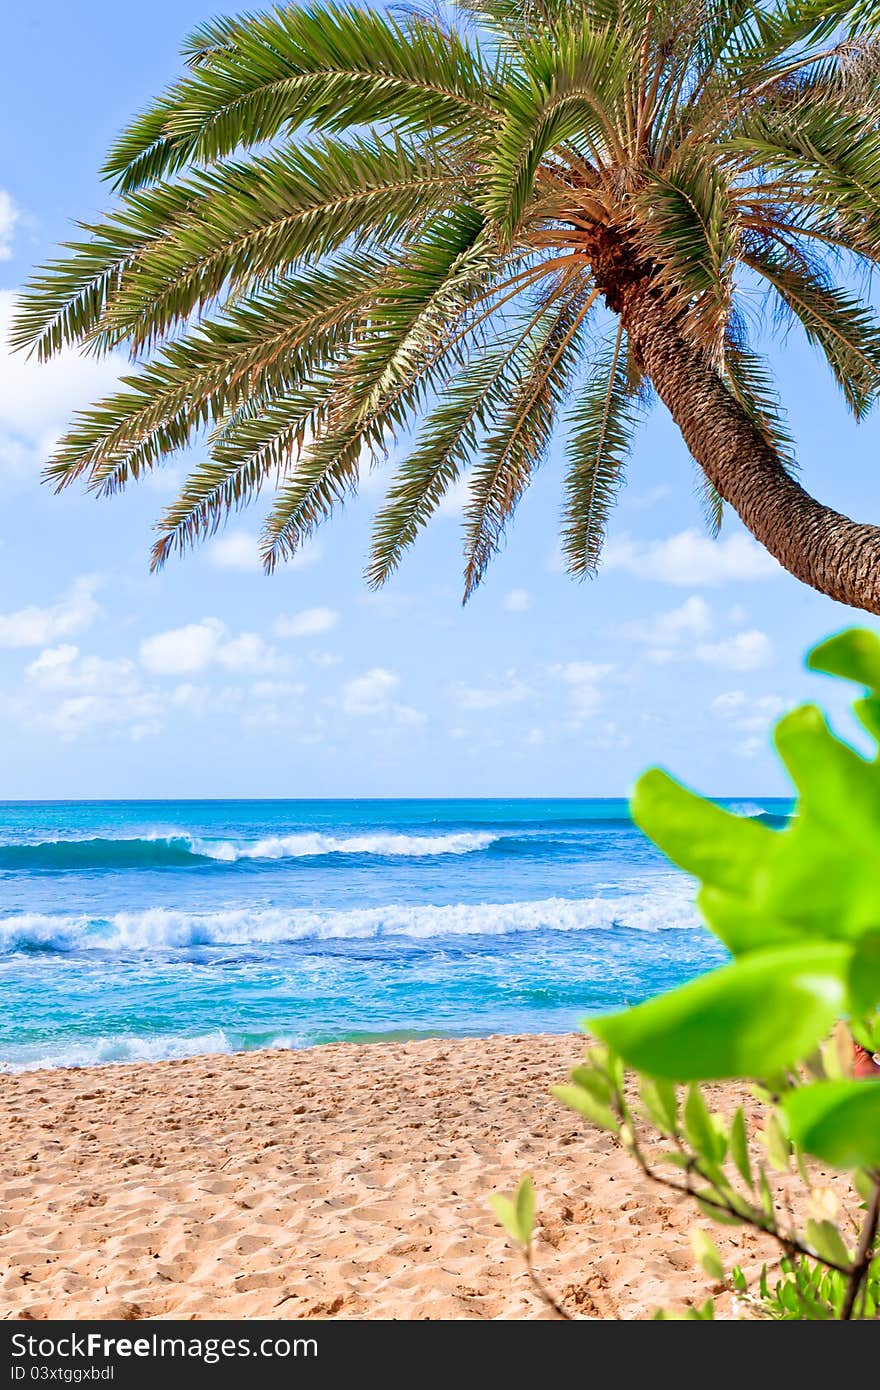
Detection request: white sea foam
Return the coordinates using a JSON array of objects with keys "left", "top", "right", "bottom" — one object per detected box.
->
[
  {"left": 190, "top": 830, "right": 499, "bottom": 860},
  {"left": 0, "top": 1029, "right": 261, "bottom": 1073},
  {"left": 0, "top": 884, "right": 698, "bottom": 953}
]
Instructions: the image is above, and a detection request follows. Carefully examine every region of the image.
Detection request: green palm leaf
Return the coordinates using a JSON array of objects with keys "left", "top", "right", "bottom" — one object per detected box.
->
[
  {"left": 104, "top": 4, "right": 500, "bottom": 193},
  {"left": 561, "top": 322, "right": 641, "bottom": 575},
  {"left": 463, "top": 285, "right": 596, "bottom": 596}
]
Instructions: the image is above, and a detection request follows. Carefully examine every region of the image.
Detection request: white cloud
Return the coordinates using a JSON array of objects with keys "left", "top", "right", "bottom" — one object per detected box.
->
[
  {"left": 0, "top": 577, "right": 101, "bottom": 648},
  {"left": 342, "top": 668, "right": 399, "bottom": 714},
  {"left": 697, "top": 629, "right": 774, "bottom": 671},
  {"left": 341, "top": 667, "right": 425, "bottom": 726},
  {"left": 711, "top": 688, "right": 785, "bottom": 759},
  {"left": 554, "top": 661, "right": 613, "bottom": 686},
  {"left": 503, "top": 588, "right": 531, "bottom": 613},
  {"left": 712, "top": 690, "right": 786, "bottom": 733},
  {"left": 604, "top": 529, "right": 779, "bottom": 586},
  {"left": 25, "top": 644, "right": 136, "bottom": 693},
  {"left": 274, "top": 606, "right": 339, "bottom": 639},
  {"left": 0, "top": 292, "right": 124, "bottom": 486},
  {"left": 552, "top": 661, "right": 613, "bottom": 719},
  {"left": 24, "top": 640, "right": 162, "bottom": 742},
  {"left": 0, "top": 191, "right": 19, "bottom": 261},
  {"left": 206, "top": 532, "right": 262, "bottom": 573},
  {"left": 622, "top": 596, "right": 712, "bottom": 650},
  {"left": 218, "top": 632, "right": 276, "bottom": 672},
  {"left": 453, "top": 677, "right": 531, "bottom": 710},
  {"left": 37, "top": 690, "right": 162, "bottom": 742},
  {"left": 140, "top": 619, "right": 225, "bottom": 675},
  {"left": 139, "top": 618, "right": 276, "bottom": 676}
]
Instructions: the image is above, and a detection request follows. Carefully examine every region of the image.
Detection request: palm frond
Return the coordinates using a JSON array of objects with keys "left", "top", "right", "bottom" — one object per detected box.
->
[
  {"left": 744, "top": 240, "right": 880, "bottom": 416},
  {"left": 44, "top": 252, "right": 384, "bottom": 494},
  {"left": 484, "top": 22, "right": 629, "bottom": 234},
  {"left": 103, "top": 3, "right": 500, "bottom": 193},
  {"left": 104, "top": 133, "right": 462, "bottom": 352},
  {"left": 634, "top": 150, "right": 738, "bottom": 355},
  {"left": 366, "top": 294, "right": 560, "bottom": 587},
  {"left": 151, "top": 385, "right": 328, "bottom": 569},
  {"left": 463, "top": 284, "right": 596, "bottom": 597},
  {"left": 560, "top": 321, "right": 641, "bottom": 575}
]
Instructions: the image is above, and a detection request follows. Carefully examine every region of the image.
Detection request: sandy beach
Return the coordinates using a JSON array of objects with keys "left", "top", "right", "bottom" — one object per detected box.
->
[{"left": 0, "top": 1033, "right": 782, "bottom": 1321}]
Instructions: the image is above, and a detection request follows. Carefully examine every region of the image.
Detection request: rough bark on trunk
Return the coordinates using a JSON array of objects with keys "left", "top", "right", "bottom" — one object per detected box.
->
[{"left": 620, "top": 284, "right": 880, "bottom": 615}]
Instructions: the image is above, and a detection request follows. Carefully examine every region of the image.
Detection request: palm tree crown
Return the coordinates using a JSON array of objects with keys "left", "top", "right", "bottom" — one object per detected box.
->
[{"left": 12, "top": 0, "right": 880, "bottom": 604}]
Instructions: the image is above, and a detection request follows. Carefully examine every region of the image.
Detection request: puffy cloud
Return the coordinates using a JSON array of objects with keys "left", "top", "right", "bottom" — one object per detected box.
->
[
  {"left": 711, "top": 690, "right": 786, "bottom": 733},
  {"left": 342, "top": 668, "right": 399, "bottom": 714},
  {"left": 0, "top": 577, "right": 101, "bottom": 648},
  {"left": 37, "top": 691, "right": 162, "bottom": 742},
  {"left": 0, "top": 292, "right": 124, "bottom": 487},
  {"left": 552, "top": 661, "right": 613, "bottom": 719},
  {"left": 0, "top": 191, "right": 19, "bottom": 261},
  {"left": 503, "top": 588, "right": 531, "bottom": 613},
  {"left": 25, "top": 644, "right": 136, "bottom": 693},
  {"left": 341, "top": 667, "right": 425, "bottom": 725},
  {"left": 206, "top": 532, "right": 262, "bottom": 573},
  {"left": 697, "top": 629, "right": 774, "bottom": 671},
  {"left": 622, "top": 595, "right": 712, "bottom": 651},
  {"left": 139, "top": 618, "right": 276, "bottom": 676},
  {"left": 24, "top": 642, "right": 161, "bottom": 742},
  {"left": 604, "top": 529, "right": 779, "bottom": 585},
  {"left": 553, "top": 661, "right": 613, "bottom": 686},
  {"left": 140, "top": 619, "right": 225, "bottom": 675},
  {"left": 274, "top": 606, "right": 339, "bottom": 639}
]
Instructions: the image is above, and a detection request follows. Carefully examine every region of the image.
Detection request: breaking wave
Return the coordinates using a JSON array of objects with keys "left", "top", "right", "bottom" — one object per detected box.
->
[{"left": 0, "top": 886, "right": 698, "bottom": 954}]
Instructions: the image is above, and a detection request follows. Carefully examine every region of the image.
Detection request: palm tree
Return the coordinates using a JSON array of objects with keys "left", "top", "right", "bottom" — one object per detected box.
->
[{"left": 12, "top": 0, "right": 880, "bottom": 608}]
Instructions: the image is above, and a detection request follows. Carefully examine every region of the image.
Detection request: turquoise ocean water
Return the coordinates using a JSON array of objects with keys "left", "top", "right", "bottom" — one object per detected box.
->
[{"left": 0, "top": 798, "right": 789, "bottom": 1070}]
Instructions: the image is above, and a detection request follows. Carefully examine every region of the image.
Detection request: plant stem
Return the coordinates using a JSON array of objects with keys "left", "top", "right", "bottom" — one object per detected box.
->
[
  {"left": 524, "top": 1245, "right": 574, "bottom": 1320},
  {"left": 840, "top": 1179, "right": 880, "bottom": 1321}
]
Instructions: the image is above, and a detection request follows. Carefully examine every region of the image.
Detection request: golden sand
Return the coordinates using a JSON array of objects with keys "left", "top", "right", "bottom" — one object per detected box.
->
[{"left": 0, "top": 1034, "right": 778, "bottom": 1320}]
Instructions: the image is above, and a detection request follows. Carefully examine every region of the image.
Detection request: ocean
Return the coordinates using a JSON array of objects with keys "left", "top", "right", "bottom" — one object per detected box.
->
[{"left": 0, "top": 797, "right": 789, "bottom": 1071}]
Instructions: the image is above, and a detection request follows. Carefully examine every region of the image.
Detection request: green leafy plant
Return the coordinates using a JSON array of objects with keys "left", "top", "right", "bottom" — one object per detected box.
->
[{"left": 494, "top": 628, "right": 880, "bottom": 1319}]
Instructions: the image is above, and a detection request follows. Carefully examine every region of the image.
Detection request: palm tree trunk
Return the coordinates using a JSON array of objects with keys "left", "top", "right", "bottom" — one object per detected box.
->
[{"left": 621, "top": 286, "right": 880, "bottom": 615}]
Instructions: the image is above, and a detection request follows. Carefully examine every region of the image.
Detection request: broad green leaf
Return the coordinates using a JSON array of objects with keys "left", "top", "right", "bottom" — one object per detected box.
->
[
  {"left": 849, "top": 932, "right": 880, "bottom": 1017},
  {"left": 631, "top": 769, "right": 777, "bottom": 905},
  {"left": 588, "top": 945, "right": 850, "bottom": 1080},
  {"left": 854, "top": 1168, "right": 876, "bottom": 1204},
  {"left": 690, "top": 1228, "right": 724, "bottom": 1281},
  {"left": 729, "top": 1107, "right": 752, "bottom": 1186},
  {"left": 764, "top": 1112, "right": 791, "bottom": 1172},
  {"left": 551, "top": 1084, "right": 619, "bottom": 1133},
  {"left": 684, "top": 1083, "right": 715, "bottom": 1154},
  {"left": 515, "top": 1173, "right": 535, "bottom": 1245},
  {"left": 784, "top": 1081, "right": 880, "bottom": 1168},
  {"left": 758, "top": 1167, "right": 774, "bottom": 1220},
  {"left": 640, "top": 1076, "right": 678, "bottom": 1132},
  {"left": 570, "top": 1064, "right": 614, "bottom": 1105},
  {"left": 805, "top": 1219, "right": 851, "bottom": 1268},
  {"left": 490, "top": 1175, "right": 535, "bottom": 1246},
  {"left": 808, "top": 628, "right": 880, "bottom": 694}
]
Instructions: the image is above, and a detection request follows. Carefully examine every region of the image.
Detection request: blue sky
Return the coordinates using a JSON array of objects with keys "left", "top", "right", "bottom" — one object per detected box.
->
[{"left": 1, "top": 0, "right": 878, "bottom": 799}]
